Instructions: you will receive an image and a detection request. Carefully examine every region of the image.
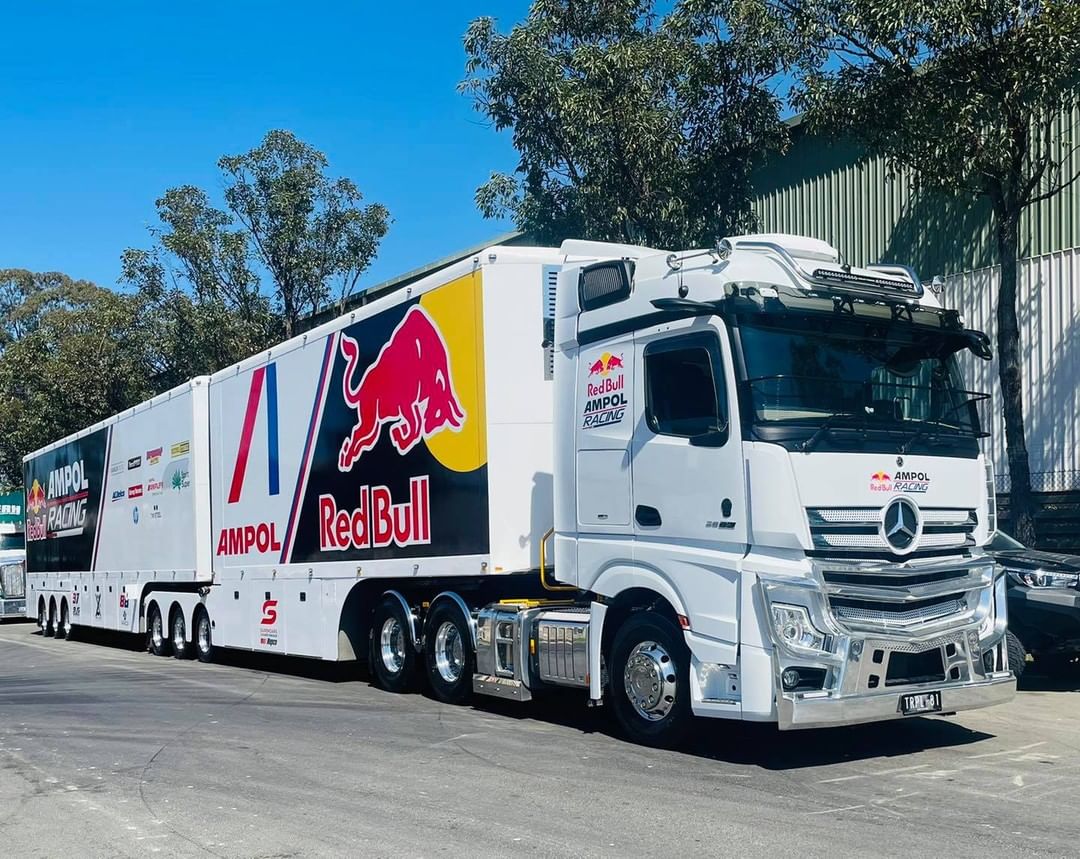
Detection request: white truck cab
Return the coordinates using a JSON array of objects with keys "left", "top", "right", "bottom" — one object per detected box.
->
[{"left": 528, "top": 233, "right": 1013, "bottom": 743}]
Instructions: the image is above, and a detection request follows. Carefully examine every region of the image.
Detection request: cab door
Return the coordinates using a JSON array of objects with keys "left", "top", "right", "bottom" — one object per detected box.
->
[{"left": 630, "top": 318, "right": 746, "bottom": 651}]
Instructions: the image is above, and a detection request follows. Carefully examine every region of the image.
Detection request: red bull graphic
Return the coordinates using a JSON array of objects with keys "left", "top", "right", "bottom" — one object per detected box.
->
[
  {"left": 870, "top": 471, "right": 892, "bottom": 492},
  {"left": 318, "top": 476, "right": 431, "bottom": 551},
  {"left": 277, "top": 272, "right": 490, "bottom": 564},
  {"left": 583, "top": 351, "right": 628, "bottom": 429},
  {"left": 337, "top": 306, "right": 465, "bottom": 471}
]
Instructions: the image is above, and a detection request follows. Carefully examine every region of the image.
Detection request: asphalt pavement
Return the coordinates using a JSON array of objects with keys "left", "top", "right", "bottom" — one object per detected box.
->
[{"left": 1, "top": 620, "right": 1078, "bottom": 858}]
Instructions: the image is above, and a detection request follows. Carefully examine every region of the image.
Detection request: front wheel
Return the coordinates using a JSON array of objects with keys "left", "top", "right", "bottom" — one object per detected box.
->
[
  {"left": 424, "top": 601, "right": 474, "bottom": 705},
  {"left": 1006, "top": 631, "right": 1027, "bottom": 680},
  {"left": 609, "top": 613, "right": 693, "bottom": 748}
]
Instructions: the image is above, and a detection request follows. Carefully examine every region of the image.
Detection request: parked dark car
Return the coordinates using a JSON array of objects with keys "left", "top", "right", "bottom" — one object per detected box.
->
[{"left": 989, "top": 531, "right": 1080, "bottom": 678}]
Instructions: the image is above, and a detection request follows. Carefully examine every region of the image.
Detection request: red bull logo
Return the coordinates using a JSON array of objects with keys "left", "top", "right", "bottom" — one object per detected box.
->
[
  {"left": 587, "top": 352, "right": 625, "bottom": 377},
  {"left": 870, "top": 471, "right": 892, "bottom": 492},
  {"left": 319, "top": 476, "right": 431, "bottom": 550},
  {"left": 27, "top": 479, "right": 45, "bottom": 515},
  {"left": 338, "top": 306, "right": 466, "bottom": 471}
]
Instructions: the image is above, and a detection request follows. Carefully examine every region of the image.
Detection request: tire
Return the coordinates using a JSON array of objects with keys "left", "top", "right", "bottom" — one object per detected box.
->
[
  {"left": 424, "top": 600, "right": 474, "bottom": 705},
  {"left": 171, "top": 608, "right": 188, "bottom": 659},
  {"left": 37, "top": 600, "right": 47, "bottom": 635},
  {"left": 609, "top": 612, "right": 693, "bottom": 748},
  {"left": 193, "top": 609, "right": 214, "bottom": 663},
  {"left": 369, "top": 596, "right": 419, "bottom": 693},
  {"left": 147, "top": 604, "right": 170, "bottom": 656},
  {"left": 56, "top": 601, "right": 71, "bottom": 640},
  {"left": 46, "top": 600, "right": 57, "bottom": 637},
  {"left": 1006, "top": 631, "right": 1027, "bottom": 680}
]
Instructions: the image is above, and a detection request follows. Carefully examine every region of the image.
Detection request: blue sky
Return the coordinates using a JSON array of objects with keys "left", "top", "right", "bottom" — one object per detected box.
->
[{"left": 0, "top": 1, "right": 531, "bottom": 291}]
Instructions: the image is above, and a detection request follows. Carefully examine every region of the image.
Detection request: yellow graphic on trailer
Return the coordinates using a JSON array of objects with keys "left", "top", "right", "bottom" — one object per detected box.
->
[{"left": 419, "top": 271, "right": 487, "bottom": 473}]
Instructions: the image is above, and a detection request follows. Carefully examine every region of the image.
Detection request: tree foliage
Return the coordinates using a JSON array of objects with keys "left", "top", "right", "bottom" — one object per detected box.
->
[
  {"left": 124, "top": 130, "right": 391, "bottom": 338},
  {"left": 0, "top": 271, "right": 155, "bottom": 486},
  {"left": 462, "top": 0, "right": 787, "bottom": 248},
  {"left": 729, "top": 0, "right": 1080, "bottom": 544}
]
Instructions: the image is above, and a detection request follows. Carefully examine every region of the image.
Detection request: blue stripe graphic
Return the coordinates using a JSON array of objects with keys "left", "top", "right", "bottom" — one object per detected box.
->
[{"left": 265, "top": 363, "right": 280, "bottom": 496}]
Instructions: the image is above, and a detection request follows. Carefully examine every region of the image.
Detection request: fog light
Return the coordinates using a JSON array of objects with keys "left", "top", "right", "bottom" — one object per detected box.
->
[{"left": 782, "top": 668, "right": 800, "bottom": 690}]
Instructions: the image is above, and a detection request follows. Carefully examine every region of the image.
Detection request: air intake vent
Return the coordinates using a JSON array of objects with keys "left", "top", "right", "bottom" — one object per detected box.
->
[{"left": 579, "top": 260, "right": 633, "bottom": 312}]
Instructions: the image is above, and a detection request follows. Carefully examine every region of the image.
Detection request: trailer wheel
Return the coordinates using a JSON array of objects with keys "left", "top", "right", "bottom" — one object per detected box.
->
[
  {"left": 37, "top": 600, "right": 47, "bottom": 635},
  {"left": 147, "top": 604, "right": 170, "bottom": 656},
  {"left": 424, "top": 601, "right": 473, "bottom": 705},
  {"left": 47, "top": 599, "right": 57, "bottom": 637},
  {"left": 193, "top": 609, "right": 214, "bottom": 663},
  {"left": 171, "top": 608, "right": 188, "bottom": 659},
  {"left": 609, "top": 612, "right": 692, "bottom": 748},
  {"left": 1006, "top": 631, "right": 1027, "bottom": 680},
  {"left": 56, "top": 600, "right": 71, "bottom": 640},
  {"left": 369, "top": 596, "right": 418, "bottom": 693}
]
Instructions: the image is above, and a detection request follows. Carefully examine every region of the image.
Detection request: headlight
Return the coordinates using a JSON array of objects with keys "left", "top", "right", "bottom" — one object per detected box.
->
[
  {"left": 1006, "top": 568, "right": 1080, "bottom": 589},
  {"left": 770, "top": 603, "right": 829, "bottom": 653}
]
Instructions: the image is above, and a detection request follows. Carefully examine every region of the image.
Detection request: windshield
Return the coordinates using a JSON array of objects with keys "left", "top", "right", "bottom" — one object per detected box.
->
[{"left": 737, "top": 312, "right": 987, "bottom": 454}]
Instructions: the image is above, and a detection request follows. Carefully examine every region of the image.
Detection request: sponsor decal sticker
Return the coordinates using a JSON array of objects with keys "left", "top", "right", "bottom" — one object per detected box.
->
[
  {"left": 110, "top": 489, "right": 126, "bottom": 503},
  {"left": 165, "top": 459, "right": 191, "bottom": 492},
  {"left": 582, "top": 352, "right": 627, "bottom": 429},
  {"left": 146, "top": 476, "right": 164, "bottom": 495},
  {"left": 146, "top": 447, "right": 163, "bottom": 465},
  {"left": 318, "top": 476, "right": 431, "bottom": 551},
  {"left": 127, "top": 456, "right": 141, "bottom": 470},
  {"left": 149, "top": 503, "right": 163, "bottom": 521},
  {"left": 871, "top": 469, "right": 931, "bottom": 494},
  {"left": 110, "top": 461, "right": 124, "bottom": 476},
  {"left": 26, "top": 461, "right": 91, "bottom": 542},
  {"left": 132, "top": 506, "right": 140, "bottom": 525},
  {"left": 170, "top": 440, "right": 190, "bottom": 458},
  {"left": 128, "top": 484, "right": 143, "bottom": 500},
  {"left": 259, "top": 599, "right": 279, "bottom": 646}
]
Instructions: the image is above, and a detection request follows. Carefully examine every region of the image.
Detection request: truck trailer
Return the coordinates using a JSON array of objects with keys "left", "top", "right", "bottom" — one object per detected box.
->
[{"left": 25, "top": 234, "right": 1015, "bottom": 746}]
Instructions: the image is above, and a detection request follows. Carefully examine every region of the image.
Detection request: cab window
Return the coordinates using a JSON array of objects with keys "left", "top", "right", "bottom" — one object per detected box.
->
[{"left": 644, "top": 333, "right": 727, "bottom": 441}]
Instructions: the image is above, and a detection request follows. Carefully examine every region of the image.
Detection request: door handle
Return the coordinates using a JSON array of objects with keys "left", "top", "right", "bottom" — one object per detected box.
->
[{"left": 635, "top": 505, "right": 662, "bottom": 527}]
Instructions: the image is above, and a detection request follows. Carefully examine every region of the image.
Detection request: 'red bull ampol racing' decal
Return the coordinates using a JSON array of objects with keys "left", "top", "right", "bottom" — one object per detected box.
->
[{"left": 285, "top": 274, "right": 489, "bottom": 563}]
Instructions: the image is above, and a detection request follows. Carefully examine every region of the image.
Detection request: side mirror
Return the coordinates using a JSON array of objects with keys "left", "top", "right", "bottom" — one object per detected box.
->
[{"left": 964, "top": 330, "right": 993, "bottom": 361}]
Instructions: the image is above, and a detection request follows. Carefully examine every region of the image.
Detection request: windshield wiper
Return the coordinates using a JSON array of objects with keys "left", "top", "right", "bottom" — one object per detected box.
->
[{"left": 800, "top": 411, "right": 867, "bottom": 452}]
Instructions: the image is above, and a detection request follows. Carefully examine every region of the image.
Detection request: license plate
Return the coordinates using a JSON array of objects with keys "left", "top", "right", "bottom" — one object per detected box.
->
[{"left": 899, "top": 690, "right": 942, "bottom": 715}]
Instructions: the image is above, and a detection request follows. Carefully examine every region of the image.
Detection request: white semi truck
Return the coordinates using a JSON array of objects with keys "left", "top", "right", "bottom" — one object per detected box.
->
[{"left": 25, "top": 234, "right": 1015, "bottom": 745}]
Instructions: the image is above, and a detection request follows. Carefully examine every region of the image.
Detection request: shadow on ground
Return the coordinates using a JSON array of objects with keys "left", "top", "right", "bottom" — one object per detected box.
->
[{"left": 41, "top": 625, "right": 1032, "bottom": 770}]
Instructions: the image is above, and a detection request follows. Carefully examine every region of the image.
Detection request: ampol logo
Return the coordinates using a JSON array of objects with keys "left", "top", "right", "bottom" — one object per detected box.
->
[
  {"left": 27, "top": 480, "right": 45, "bottom": 515},
  {"left": 337, "top": 305, "right": 465, "bottom": 471},
  {"left": 870, "top": 471, "right": 892, "bottom": 492},
  {"left": 228, "top": 363, "right": 279, "bottom": 504}
]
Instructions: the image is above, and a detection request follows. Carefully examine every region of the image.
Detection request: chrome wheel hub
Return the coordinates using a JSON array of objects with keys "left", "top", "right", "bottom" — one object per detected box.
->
[
  {"left": 151, "top": 613, "right": 163, "bottom": 648},
  {"left": 197, "top": 618, "right": 211, "bottom": 653},
  {"left": 380, "top": 617, "right": 406, "bottom": 673},
  {"left": 434, "top": 621, "right": 464, "bottom": 684},
  {"left": 173, "top": 615, "right": 185, "bottom": 651},
  {"left": 623, "top": 640, "right": 677, "bottom": 722}
]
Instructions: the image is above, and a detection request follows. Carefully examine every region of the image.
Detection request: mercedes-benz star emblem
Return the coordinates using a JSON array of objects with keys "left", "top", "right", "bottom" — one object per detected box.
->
[{"left": 882, "top": 497, "right": 920, "bottom": 552}]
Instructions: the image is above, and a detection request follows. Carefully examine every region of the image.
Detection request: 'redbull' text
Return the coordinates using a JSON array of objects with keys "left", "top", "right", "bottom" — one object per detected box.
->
[{"left": 319, "top": 476, "right": 431, "bottom": 551}]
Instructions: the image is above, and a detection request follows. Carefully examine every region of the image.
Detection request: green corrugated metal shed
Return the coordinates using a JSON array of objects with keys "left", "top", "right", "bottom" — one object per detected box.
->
[{"left": 752, "top": 105, "right": 1080, "bottom": 278}]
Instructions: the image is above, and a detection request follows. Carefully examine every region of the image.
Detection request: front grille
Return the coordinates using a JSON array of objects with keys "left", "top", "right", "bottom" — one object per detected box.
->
[
  {"left": 831, "top": 596, "right": 966, "bottom": 628},
  {"left": 807, "top": 506, "right": 976, "bottom": 555},
  {"left": 822, "top": 568, "right": 969, "bottom": 588}
]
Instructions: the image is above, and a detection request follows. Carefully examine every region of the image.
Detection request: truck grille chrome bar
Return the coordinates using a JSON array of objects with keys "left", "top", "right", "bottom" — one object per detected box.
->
[{"left": 807, "top": 506, "right": 976, "bottom": 553}]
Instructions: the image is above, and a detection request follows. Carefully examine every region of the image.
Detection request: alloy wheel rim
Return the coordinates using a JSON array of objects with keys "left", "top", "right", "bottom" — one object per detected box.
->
[
  {"left": 434, "top": 621, "right": 464, "bottom": 684},
  {"left": 623, "top": 640, "right": 678, "bottom": 722},
  {"left": 380, "top": 617, "right": 406, "bottom": 674},
  {"left": 173, "top": 616, "right": 185, "bottom": 651},
  {"left": 197, "top": 617, "right": 211, "bottom": 653}
]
